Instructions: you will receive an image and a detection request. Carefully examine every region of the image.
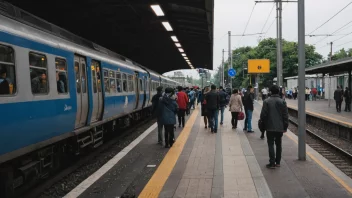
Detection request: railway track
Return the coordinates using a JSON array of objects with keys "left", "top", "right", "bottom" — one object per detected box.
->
[
  {"left": 288, "top": 117, "right": 352, "bottom": 178},
  {"left": 23, "top": 118, "right": 155, "bottom": 198}
]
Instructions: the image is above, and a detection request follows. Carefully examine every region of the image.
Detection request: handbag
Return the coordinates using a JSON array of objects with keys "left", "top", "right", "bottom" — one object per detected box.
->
[
  {"left": 258, "top": 119, "right": 265, "bottom": 132},
  {"left": 237, "top": 111, "right": 244, "bottom": 120}
]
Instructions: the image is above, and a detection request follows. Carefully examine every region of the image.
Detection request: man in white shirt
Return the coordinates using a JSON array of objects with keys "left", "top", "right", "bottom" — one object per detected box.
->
[{"left": 262, "top": 87, "right": 268, "bottom": 100}]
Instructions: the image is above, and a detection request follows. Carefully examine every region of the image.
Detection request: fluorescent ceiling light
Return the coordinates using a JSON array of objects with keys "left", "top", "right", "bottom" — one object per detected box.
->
[
  {"left": 150, "top": 5, "right": 164, "bottom": 16},
  {"left": 178, "top": 48, "right": 184, "bottom": 52},
  {"left": 171, "top": 36, "right": 178, "bottom": 42},
  {"left": 184, "top": 57, "right": 188, "bottom": 60},
  {"left": 162, "top": 22, "right": 173, "bottom": 31},
  {"left": 181, "top": 53, "right": 186, "bottom": 57},
  {"left": 175, "top": 43, "right": 181, "bottom": 47}
]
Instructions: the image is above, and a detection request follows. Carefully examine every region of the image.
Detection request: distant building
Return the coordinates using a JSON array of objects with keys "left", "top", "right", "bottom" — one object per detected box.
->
[{"left": 170, "top": 71, "right": 188, "bottom": 87}]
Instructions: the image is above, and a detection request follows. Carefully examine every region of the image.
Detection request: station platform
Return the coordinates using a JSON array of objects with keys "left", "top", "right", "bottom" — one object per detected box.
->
[
  {"left": 285, "top": 98, "right": 352, "bottom": 125},
  {"left": 63, "top": 104, "right": 352, "bottom": 198}
]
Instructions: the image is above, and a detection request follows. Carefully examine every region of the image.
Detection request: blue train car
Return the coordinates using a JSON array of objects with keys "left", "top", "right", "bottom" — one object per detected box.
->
[{"left": 0, "top": 2, "right": 181, "bottom": 196}]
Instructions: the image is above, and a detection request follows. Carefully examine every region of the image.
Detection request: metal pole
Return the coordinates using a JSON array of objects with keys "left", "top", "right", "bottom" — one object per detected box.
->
[
  {"left": 278, "top": 0, "right": 283, "bottom": 87},
  {"left": 329, "top": 76, "right": 331, "bottom": 107},
  {"left": 222, "top": 49, "right": 225, "bottom": 87},
  {"left": 228, "top": 31, "right": 232, "bottom": 89},
  {"left": 298, "top": 0, "right": 306, "bottom": 161},
  {"left": 330, "top": 42, "right": 333, "bottom": 61}
]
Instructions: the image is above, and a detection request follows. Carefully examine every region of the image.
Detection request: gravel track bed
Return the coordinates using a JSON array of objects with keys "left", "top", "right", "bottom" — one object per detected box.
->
[{"left": 38, "top": 119, "right": 156, "bottom": 198}]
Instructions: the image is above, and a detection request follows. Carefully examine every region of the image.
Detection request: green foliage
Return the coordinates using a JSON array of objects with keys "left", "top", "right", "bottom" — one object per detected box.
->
[
  {"left": 214, "top": 38, "right": 323, "bottom": 89},
  {"left": 331, "top": 48, "right": 352, "bottom": 60}
]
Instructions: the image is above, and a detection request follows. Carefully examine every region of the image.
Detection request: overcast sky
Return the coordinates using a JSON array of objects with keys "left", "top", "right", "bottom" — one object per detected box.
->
[{"left": 165, "top": 0, "right": 352, "bottom": 78}]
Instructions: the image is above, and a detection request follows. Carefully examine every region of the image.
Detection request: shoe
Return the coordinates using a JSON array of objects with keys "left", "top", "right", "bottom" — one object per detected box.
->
[
  {"left": 232, "top": 126, "right": 235, "bottom": 129},
  {"left": 220, "top": 122, "right": 223, "bottom": 125},
  {"left": 260, "top": 135, "right": 264, "bottom": 139},
  {"left": 266, "top": 164, "right": 276, "bottom": 169},
  {"left": 205, "top": 126, "right": 208, "bottom": 129},
  {"left": 247, "top": 130, "right": 254, "bottom": 133},
  {"left": 275, "top": 164, "right": 280, "bottom": 167},
  {"left": 243, "top": 128, "right": 247, "bottom": 131},
  {"left": 211, "top": 128, "right": 214, "bottom": 133},
  {"left": 214, "top": 129, "right": 217, "bottom": 133},
  {"left": 179, "top": 125, "right": 181, "bottom": 128},
  {"left": 157, "top": 141, "right": 162, "bottom": 145},
  {"left": 165, "top": 144, "right": 170, "bottom": 148}
]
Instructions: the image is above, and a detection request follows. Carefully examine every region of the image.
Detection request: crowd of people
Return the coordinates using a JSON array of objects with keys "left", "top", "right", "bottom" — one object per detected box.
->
[{"left": 151, "top": 84, "right": 289, "bottom": 169}]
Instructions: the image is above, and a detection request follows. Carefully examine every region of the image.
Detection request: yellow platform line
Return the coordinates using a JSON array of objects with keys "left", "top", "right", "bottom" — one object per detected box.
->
[
  {"left": 287, "top": 104, "right": 352, "bottom": 127},
  {"left": 139, "top": 108, "right": 199, "bottom": 198},
  {"left": 285, "top": 133, "right": 352, "bottom": 195}
]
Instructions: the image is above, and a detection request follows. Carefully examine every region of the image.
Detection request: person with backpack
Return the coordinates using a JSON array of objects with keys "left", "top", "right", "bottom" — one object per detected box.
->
[
  {"left": 206, "top": 85, "right": 220, "bottom": 133},
  {"left": 188, "top": 88, "right": 196, "bottom": 109},
  {"left": 201, "top": 86, "right": 210, "bottom": 128},
  {"left": 176, "top": 86, "right": 188, "bottom": 127},
  {"left": 243, "top": 85, "right": 254, "bottom": 133},
  {"left": 152, "top": 86, "right": 164, "bottom": 145},
  {"left": 260, "top": 85, "right": 288, "bottom": 169},
  {"left": 344, "top": 87, "right": 351, "bottom": 112},
  {"left": 218, "top": 86, "right": 228, "bottom": 125},
  {"left": 157, "top": 87, "right": 178, "bottom": 148}
]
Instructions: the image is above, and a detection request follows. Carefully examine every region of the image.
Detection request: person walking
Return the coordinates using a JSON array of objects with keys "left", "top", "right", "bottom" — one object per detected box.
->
[
  {"left": 206, "top": 85, "right": 220, "bottom": 133},
  {"left": 261, "top": 87, "right": 268, "bottom": 100},
  {"left": 243, "top": 85, "right": 254, "bottom": 132},
  {"left": 201, "top": 86, "right": 210, "bottom": 128},
  {"left": 229, "top": 89, "right": 243, "bottom": 129},
  {"left": 334, "top": 86, "right": 344, "bottom": 112},
  {"left": 344, "top": 87, "right": 351, "bottom": 112},
  {"left": 158, "top": 87, "right": 178, "bottom": 148},
  {"left": 176, "top": 86, "right": 188, "bottom": 127},
  {"left": 260, "top": 85, "right": 289, "bottom": 169},
  {"left": 218, "top": 86, "right": 228, "bottom": 125},
  {"left": 311, "top": 87, "right": 317, "bottom": 101},
  {"left": 152, "top": 86, "right": 164, "bottom": 145}
]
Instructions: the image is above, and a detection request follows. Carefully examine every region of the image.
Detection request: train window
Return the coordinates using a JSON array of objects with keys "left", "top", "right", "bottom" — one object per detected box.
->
[
  {"left": 103, "top": 69, "right": 109, "bottom": 93},
  {"left": 74, "top": 61, "right": 80, "bottom": 93},
  {"left": 109, "top": 71, "right": 116, "bottom": 93},
  {"left": 81, "top": 63, "right": 87, "bottom": 93},
  {"left": 139, "top": 79, "right": 143, "bottom": 92},
  {"left": 29, "top": 52, "right": 48, "bottom": 94},
  {"left": 122, "top": 73, "right": 127, "bottom": 92},
  {"left": 91, "top": 61, "right": 98, "bottom": 93},
  {"left": 128, "top": 75, "right": 134, "bottom": 92},
  {"left": 0, "top": 45, "right": 16, "bottom": 95},
  {"left": 116, "top": 72, "right": 122, "bottom": 93},
  {"left": 55, "top": 58, "right": 68, "bottom": 94}
]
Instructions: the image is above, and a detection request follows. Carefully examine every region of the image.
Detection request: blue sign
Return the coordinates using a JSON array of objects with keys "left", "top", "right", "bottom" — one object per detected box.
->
[{"left": 228, "top": 69, "right": 236, "bottom": 77}]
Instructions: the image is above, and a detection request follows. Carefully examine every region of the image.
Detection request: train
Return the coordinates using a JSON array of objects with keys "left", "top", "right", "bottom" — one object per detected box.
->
[{"left": 0, "top": 1, "right": 181, "bottom": 196}]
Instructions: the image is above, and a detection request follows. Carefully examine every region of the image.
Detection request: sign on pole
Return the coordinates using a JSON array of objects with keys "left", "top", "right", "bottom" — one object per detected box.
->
[
  {"left": 228, "top": 68, "right": 236, "bottom": 77},
  {"left": 248, "top": 59, "right": 270, "bottom": 73}
]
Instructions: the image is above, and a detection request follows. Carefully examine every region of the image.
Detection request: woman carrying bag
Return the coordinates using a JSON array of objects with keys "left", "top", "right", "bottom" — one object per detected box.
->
[{"left": 229, "top": 88, "right": 243, "bottom": 129}]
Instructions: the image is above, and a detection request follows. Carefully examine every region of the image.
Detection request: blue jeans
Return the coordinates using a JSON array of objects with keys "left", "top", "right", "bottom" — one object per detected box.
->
[
  {"left": 207, "top": 109, "right": 219, "bottom": 131},
  {"left": 220, "top": 106, "right": 225, "bottom": 123},
  {"left": 245, "top": 110, "right": 253, "bottom": 131}
]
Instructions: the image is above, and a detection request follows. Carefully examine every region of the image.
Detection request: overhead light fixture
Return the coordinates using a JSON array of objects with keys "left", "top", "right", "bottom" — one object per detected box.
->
[
  {"left": 171, "top": 36, "right": 178, "bottom": 42},
  {"left": 150, "top": 5, "right": 164, "bottom": 16},
  {"left": 178, "top": 48, "right": 184, "bottom": 52},
  {"left": 162, "top": 22, "right": 173, "bottom": 31},
  {"left": 175, "top": 43, "right": 181, "bottom": 47},
  {"left": 184, "top": 57, "right": 188, "bottom": 60},
  {"left": 181, "top": 53, "right": 186, "bottom": 57}
]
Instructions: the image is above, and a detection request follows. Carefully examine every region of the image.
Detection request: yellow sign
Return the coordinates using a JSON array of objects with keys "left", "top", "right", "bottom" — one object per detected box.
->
[{"left": 248, "top": 59, "right": 270, "bottom": 73}]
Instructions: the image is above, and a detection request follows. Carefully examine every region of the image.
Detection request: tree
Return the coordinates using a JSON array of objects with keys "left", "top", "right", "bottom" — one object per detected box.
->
[
  {"left": 214, "top": 38, "right": 323, "bottom": 89},
  {"left": 331, "top": 48, "right": 351, "bottom": 61}
]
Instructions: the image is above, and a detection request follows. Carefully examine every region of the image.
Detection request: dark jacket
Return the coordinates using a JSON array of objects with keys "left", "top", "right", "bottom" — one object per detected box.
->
[
  {"left": 243, "top": 92, "right": 254, "bottom": 110},
  {"left": 334, "top": 89, "right": 343, "bottom": 102},
  {"left": 152, "top": 92, "right": 163, "bottom": 118},
  {"left": 157, "top": 94, "right": 178, "bottom": 125},
  {"left": 218, "top": 90, "right": 228, "bottom": 107},
  {"left": 205, "top": 90, "right": 220, "bottom": 110},
  {"left": 0, "top": 78, "right": 9, "bottom": 94},
  {"left": 260, "top": 94, "right": 288, "bottom": 132}
]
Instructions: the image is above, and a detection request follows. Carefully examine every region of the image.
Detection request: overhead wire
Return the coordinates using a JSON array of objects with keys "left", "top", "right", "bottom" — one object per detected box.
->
[
  {"left": 336, "top": 39, "right": 352, "bottom": 47},
  {"left": 258, "top": 3, "right": 275, "bottom": 42},
  {"left": 237, "top": 2, "right": 257, "bottom": 46},
  {"left": 308, "top": 1, "right": 352, "bottom": 35},
  {"left": 262, "top": 3, "right": 288, "bottom": 40},
  {"left": 313, "top": 19, "right": 352, "bottom": 46}
]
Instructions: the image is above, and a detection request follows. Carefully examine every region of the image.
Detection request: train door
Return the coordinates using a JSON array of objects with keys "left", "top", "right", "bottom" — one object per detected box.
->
[
  {"left": 134, "top": 72, "right": 140, "bottom": 109},
  {"left": 74, "top": 55, "right": 89, "bottom": 128},
  {"left": 90, "top": 60, "right": 103, "bottom": 122},
  {"left": 141, "top": 77, "right": 146, "bottom": 108}
]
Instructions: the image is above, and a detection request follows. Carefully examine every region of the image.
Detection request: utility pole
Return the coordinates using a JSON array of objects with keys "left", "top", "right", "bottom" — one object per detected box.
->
[
  {"left": 276, "top": 0, "right": 283, "bottom": 87},
  {"left": 298, "top": 0, "right": 306, "bottom": 161},
  {"left": 222, "top": 49, "right": 225, "bottom": 87},
  {"left": 330, "top": 42, "right": 333, "bottom": 61},
  {"left": 228, "top": 31, "right": 232, "bottom": 90}
]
